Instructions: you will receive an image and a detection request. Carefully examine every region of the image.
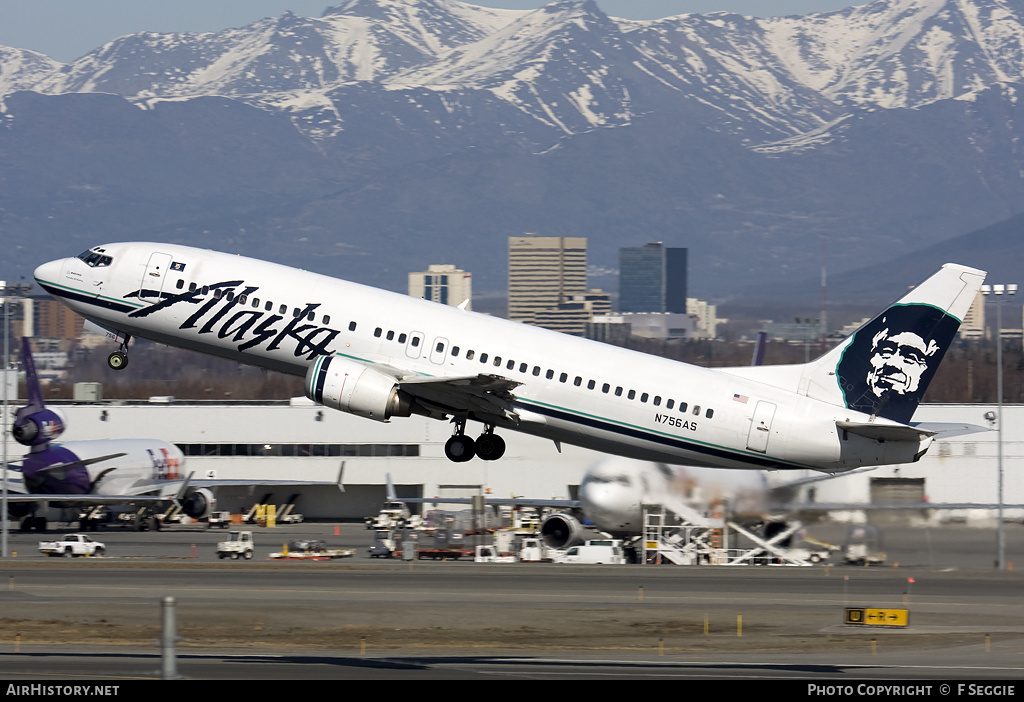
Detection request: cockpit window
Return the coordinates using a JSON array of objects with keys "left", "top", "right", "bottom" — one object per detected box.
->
[{"left": 76, "top": 251, "right": 112, "bottom": 267}]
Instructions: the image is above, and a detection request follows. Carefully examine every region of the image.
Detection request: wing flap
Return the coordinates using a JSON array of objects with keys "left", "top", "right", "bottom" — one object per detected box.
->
[{"left": 397, "top": 373, "right": 522, "bottom": 422}]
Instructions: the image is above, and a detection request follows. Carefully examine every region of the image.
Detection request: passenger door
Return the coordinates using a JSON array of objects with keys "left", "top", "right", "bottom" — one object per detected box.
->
[
  {"left": 139, "top": 252, "right": 173, "bottom": 303},
  {"left": 429, "top": 337, "right": 449, "bottom": 365},
  {"left": 746, "top": 401, "right": 776, "bottom": 453}
]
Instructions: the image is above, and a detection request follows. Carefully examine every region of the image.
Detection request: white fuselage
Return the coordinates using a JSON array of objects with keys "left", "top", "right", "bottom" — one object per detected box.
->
[{"left": 34, "top": 243, "right": 924, "bottom": 473}]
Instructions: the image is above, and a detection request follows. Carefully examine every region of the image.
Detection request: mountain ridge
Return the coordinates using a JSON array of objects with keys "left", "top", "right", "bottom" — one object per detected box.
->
[{"left": 0, "top": 0, "right": 1022, "bottom": 308}]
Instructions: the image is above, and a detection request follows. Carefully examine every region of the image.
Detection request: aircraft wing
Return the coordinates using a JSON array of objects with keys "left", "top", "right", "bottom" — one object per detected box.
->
[
  {"left": 389, "top": 495, "right": 579, "bottom": 509},
  {"left": 385, "top": 474, "right": 576, "bottom": 509},
  {"left": 775, "top": 502, "right": 1024, "bottom": 511},
  {"left": 4, "top": 475, "right": 345, "bottom": 504},
  {"left": 394, "top": 372, "right": 522, "bottom": 423},
  {"left": 32, "top": 453, "right": 128, "bottom": 477},
  {"left": 3, "top": 493, "right": 167, "bottom": 504}
]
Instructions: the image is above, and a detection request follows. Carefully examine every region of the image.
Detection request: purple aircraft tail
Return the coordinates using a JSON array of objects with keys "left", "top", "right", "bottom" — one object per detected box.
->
[{"left": 13, "top": 337, "right": 65, "bottom": 448}]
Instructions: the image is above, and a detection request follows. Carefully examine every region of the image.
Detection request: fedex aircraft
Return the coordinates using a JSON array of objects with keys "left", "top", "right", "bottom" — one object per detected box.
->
[
  {"left": 7, "top": 336, "right": 337, "bottom": 531},
  {"left": 7, "top": 337, "right": 196, "bottom": 531},
  {"left": 34, "top": 244, "right": 985, "bottom": 472}
]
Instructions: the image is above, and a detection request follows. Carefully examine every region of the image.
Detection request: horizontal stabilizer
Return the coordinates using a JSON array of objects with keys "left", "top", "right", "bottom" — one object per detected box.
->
[
  {"left": 911, "top": 422, "right": 991, "bottom": 440},
  {"left": 836, "top": 421, "right": 934, "bottom": 442}
]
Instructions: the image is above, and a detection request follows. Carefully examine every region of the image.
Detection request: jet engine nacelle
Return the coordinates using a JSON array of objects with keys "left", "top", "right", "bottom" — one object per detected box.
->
[
  {"left": 305, "top": 356, "right": 413, "bottom": 422},
  {"left": 180, "top": 488, "right": 216, "bottom": 519},
  {"left": 540, "top": 512, "right": 585, "bottom": 549},
  {"left": 12, "top": 408, "right": 65, "bottom": 447}
]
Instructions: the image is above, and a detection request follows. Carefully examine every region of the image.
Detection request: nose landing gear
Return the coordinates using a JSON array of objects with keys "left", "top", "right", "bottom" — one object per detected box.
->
[{"left": 106, "top": 335, "right": 132, "bottom": 371}]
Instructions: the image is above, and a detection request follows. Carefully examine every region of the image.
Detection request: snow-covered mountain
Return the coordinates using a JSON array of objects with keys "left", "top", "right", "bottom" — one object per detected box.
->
[
  {"left": 2, "top": 0, "right": 1024, "bottom": 301},
  {"left": 11, "top": 0, "right": 1024, "bottom": 144}
]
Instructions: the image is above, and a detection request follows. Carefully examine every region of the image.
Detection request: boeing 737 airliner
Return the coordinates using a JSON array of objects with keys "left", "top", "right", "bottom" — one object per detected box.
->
[{"left": 34, "top": 244, "right": 985, "bottom": 473}]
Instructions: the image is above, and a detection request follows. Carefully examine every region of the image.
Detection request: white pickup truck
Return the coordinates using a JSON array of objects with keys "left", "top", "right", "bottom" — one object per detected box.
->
[{"left": 39, "top": 534, "right": 106, "bottom": 558}]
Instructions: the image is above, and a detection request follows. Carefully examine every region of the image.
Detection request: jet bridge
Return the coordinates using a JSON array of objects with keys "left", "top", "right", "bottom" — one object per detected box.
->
[{"left": 640, "top": 503, "right": 819, "bottom": 566}]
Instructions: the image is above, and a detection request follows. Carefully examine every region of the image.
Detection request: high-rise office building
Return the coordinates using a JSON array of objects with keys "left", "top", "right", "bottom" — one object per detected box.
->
[
  {"left": 619, "top": 243, "right": 687, "bottom": 314},
  {"left": 508, "top": 235, "right": 587, "bottom": 326},
  {"left": 408, "top": 264, "right": 472, "bottom": 310}
]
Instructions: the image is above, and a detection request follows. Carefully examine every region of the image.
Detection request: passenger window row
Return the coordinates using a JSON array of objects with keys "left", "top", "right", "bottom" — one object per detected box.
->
[
  {"left": 447, "top": 344, "right": 715, "bottom": 420},
  {"left": 170, "top": 281, "right": 714, "bottom": 420},
  {"left": 373, "top": 327, "right": 422, "bottom": 347}
]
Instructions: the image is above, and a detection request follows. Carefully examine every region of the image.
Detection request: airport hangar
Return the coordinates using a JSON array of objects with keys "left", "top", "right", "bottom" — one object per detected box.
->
[{"left": 9, "top": 398, "right": 1024, "bottom": 523}]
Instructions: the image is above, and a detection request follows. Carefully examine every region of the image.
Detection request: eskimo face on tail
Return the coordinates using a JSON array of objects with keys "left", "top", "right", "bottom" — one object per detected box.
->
[
  {"left": 836, "top": 304, "right": 959, "bottom": 424},
  {"left": 866, "top": 328, "right": 939, "bottom": 398}
]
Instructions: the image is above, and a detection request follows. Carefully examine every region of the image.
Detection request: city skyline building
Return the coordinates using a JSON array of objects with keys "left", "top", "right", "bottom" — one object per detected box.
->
[
  {"left": 619, "top": 243, "right": 687, "bottom": 314},
  {"left": 408, "top": 264, "right": 472, "bottom": 310},
  {"left": 507, "top": 235, "right": 588, "bottom": 328}
]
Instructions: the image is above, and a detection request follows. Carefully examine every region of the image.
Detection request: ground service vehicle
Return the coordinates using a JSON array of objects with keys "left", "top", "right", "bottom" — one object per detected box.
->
[
  {"left": 206, "top": 511, "right": 232, "bottom": 528},
  {"left": 553, "top": 540, "right": 625, "bottom": 564},
  {"left": 217, "top": 530, "right": 255, "bottom": 560},
  {"left": 474, "top": 545, "right": 517, "bottom": 562},
  {"left": 39, "top": 534, "right": 105, "bottom": 557}
]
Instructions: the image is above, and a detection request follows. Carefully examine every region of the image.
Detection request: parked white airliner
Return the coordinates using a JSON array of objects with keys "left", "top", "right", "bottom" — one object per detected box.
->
[{"left": 34, "top": 244, "right": 985, "bottom": 472}]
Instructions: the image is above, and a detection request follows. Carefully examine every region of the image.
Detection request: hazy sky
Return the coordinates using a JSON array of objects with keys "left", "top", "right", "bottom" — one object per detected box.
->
[{"left": 1, "top": 1, "right": 866, "bottom": 63}]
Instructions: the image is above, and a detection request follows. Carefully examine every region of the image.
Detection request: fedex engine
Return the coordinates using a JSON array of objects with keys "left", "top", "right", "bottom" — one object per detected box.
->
[
  {"left": 305, "top": 356, "right": 413, "bottom": 421},
  {"left": 13, "top": 407, "right": 65, "bottom": 447},
  {"left": 180, "top": 488, "right": 216, "bottom": 519}
]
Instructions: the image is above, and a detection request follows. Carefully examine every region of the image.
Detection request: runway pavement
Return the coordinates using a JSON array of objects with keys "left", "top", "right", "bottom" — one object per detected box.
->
[{"left": 1, "top": 521, "right": 1023, "bottom": 680}]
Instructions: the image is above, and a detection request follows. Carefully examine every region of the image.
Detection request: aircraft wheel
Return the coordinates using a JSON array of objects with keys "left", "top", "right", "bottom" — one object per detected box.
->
[
  {"left": 444, "top": 435, "right": 475, "bottom": 462},
  {"left": 476, "top": 434, "right": 506, "bottom": 461},
  {"left": 107, "top": 351, "right": 129, "bottom": 370}
]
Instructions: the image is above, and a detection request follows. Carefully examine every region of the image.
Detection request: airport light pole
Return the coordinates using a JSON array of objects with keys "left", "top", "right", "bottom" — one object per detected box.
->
[
  {"left": 2, "top": 281, "right": 7, "bottom": 558},
  {"left": 981, "top": 283, "right": 1017, "bottom": 571},
  {"left": 1, "top": 282, "right": 30, "bottom": 558}
]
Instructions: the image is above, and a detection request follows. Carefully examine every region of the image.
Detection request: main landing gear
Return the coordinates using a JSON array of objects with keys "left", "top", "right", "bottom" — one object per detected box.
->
[
  {"left": 444, "top": 420, "right": 506, "bottom": 462},
  {"left": 107, "top": 335, "right": 132, "bottom": 371}
]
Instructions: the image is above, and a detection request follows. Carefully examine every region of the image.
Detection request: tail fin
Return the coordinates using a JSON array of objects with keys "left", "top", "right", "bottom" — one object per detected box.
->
[
  {"left": 750, "top": 331, "right": 767, "bottom": 367},
  {"left": 722, "top": 264, "right": 986, "bottom": 424},
  {"left": 813, "top": 263, "right": 985, "bottom": 423},
  {"left": 13, "top": 336, "right": 66, "bottom": 447},
  {"left": 20, "top": 336, "right": 45, "bottom": 414}
]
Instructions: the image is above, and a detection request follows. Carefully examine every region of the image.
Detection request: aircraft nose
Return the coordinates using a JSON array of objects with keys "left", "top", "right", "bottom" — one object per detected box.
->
[{"left": 34, "top": 258, "right": 65, "bottom": 288}]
